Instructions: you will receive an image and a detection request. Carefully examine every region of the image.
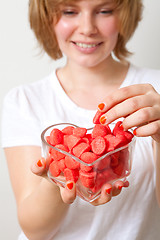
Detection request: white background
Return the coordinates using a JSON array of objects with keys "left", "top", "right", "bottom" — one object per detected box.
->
[{"left": 0, "top": 0, "right": 160, "bottom": 239}]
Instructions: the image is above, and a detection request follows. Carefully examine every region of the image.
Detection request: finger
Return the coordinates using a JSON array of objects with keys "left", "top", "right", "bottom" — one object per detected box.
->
[
  {"left": 123, "top": 180, "right": 130, "bottom": 188},
  {"left": 134, "top": 120, "right": 160, "bottom": 138},
  {"left": 60, "top": 181, "right": 76, "bottom": 204},
  {"left": 30, "top": 157, "right": 47, "bottom": 176},
  {"left": 122, "top": 105, "right": 160, "bottom": 130},
  {"left": 90, "top": 184, "right": 112, "bottom": 206},
  {"left": 98, "top": 84, "right": 153, "bottom": 113},
  {"left": 100, "top": 95, "right": 154, "bottom": 125},
  {"left": 112, "top": 180, "right": 129, "bottom": 196}
]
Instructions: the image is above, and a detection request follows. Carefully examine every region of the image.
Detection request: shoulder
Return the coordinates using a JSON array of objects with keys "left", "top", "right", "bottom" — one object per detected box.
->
[
  {"left": 130, "top": 64, "right": 160, "bottom": 92},
  {"left": 3, "top": 71, "right": 56, "bottom": 106},
  {"left": 131, "top": 64, "right": 160, "bottom": 79},
  {"left": 2, "top": 70, "right": 58, "bottom": 126}
]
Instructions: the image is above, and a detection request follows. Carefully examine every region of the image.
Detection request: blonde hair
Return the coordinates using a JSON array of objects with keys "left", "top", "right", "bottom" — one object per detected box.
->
[{"left": 29, "top": 0, "right": 143, "bottom": 61}]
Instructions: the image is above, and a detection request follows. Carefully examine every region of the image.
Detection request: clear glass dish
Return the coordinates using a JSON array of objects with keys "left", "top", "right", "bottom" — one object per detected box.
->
[{"left": 41, "top": 123, "right": 136, "bottom": 202}]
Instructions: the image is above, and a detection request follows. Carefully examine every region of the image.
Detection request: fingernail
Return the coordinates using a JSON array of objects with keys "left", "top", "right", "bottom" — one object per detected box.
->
[
  {"left": 133, "top": 129, "right": 137, "bottom": 135},
  {"left": 67, "top": 182, "right": 73, "bottom": 190},
  {"left": 106, "top": 187, "right": 112, "bottom": 194},
  {"left": 118, "top": 185, "right": 123, "bottom": 190},
  {"left": 37, "top": 159, "right": 43, "bottom": 167},
  {"left": 98, "top": 103, "right": 105, "bottom": 111},
  {"left": 124, "top": 181, "right": 129, "bottom": 187},
  {"left": 100, "top": 116, "right": 106, "bottom": 125},
  {"left": 119, "top": 124, "right": 124, "bottom": 131}
]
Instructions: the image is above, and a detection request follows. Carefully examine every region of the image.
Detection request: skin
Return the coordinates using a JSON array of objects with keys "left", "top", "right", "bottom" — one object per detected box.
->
[
  {"left": 97, "top": 84, "right": 160, "bottom": 206},
  {"left": 4, "top": 0, "right": 160, "bottom": 239}
]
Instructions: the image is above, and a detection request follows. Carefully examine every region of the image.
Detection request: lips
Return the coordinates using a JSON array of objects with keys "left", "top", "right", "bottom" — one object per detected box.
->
[{"left": 72, "top": 41, "right": 102, "bottom": 49}]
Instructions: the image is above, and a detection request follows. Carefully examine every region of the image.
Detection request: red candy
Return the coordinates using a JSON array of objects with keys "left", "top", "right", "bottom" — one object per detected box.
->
[
  {"left": 49, "top": 128, "right": 64, "bottom": 146},
  {"left": 65, "top": 155, "right": 80, "bottom": 170},
  {"left": 113, "top": 121, "right": 133, "bottom": 143},
  {"left": 72, "top": 142, "right": 90, "bottom": 158},
  {"left": 91, "top": 136, "right": 106, "bottom": 155},
  {"left": 92, "top": 124, "right": 110, "bottom": 138},
  {"left": 50, "top": 144, "right": 69, "bottom": 161},
  {"left": 104, "top": 134, "right": 125, "bottom": 152},
  {"left": 66, "top": 135, "right": 81, "bottom": 150},
  {"left": 64, "top": 168, "right": 79, "bottom": 183},
  {"left": 58, "top": 158, "right": 66, "bottom": 172},
  {"left": 79, "top": 170, "right": 96, "bottom": 188},
  {"left": 95, "top": 156, "right": 111, "bottom": 171},
  {"left": 80, "top": 152, "right": 98, "bottom": 172},
  {"left": 47, "top": 121, "right": 134, "bottom": 192},
  {"left": 93, "top": 110, "right": 104, "bottom": 124},
  {"left": 62, "top": 126, "right": 75, "bottom": 135},
  {"left": 73, "top": 127, "right": 87, "bottom": 138},
  {"left": 80, "top": 152, "right": 98, "bottom": 164},
  {"left": 49, "top": 161, "right": 61, "bottom": 177},
  {"left": 110, "top": 152, "right": 120, "bottom": 167}
]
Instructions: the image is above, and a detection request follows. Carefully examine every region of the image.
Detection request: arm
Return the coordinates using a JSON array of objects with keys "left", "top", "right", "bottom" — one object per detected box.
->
[
  {"left": 95, "top": 84, "right": 160, "bottom": 206},
  {"left": 4, "top": 146, "right": 70, "bottom": 240},
  {"left": 154, "top": 142, "right": 160, "bottom": 207},
  {"left": 5, "top": 144, "right": 128, "bottom": 240}
]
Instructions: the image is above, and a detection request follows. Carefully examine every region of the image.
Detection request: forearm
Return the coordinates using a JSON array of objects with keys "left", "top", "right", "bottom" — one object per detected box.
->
[
  {"left": 18, "top": 178, "right": 69, "bottom": 240},
  {"left": 155, "top": 142, "right": 160, "bottom": 207}
]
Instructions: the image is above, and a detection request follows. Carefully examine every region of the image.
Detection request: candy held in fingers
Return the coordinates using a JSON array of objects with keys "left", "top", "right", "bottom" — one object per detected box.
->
[{"left": 93, "top": 110, "right": 104, "bottom": 124}]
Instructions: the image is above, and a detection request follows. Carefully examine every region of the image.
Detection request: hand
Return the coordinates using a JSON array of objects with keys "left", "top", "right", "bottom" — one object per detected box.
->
[
  {"left": 30, "top": 157, "right": 76, "bottom": 204},
  {"left": 89, "top": 179, "right": 129, "bottom": 206},
  {"left": 97, "top": 84, "right": 160, "bottom": 142},
  {"left": 30, "top": 157, "right": 129, "bottom": 205},
  {"left": 60, "top": 178, "right": 129, "bottom": 206}
]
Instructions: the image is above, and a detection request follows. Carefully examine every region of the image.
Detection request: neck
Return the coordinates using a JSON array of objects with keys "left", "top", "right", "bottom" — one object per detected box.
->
[
  {"left": 58, "top": 55, "right": 128, "bottom": 89},
  {"left": 56, "top": 56, "right": 129, "bottom": 110}
]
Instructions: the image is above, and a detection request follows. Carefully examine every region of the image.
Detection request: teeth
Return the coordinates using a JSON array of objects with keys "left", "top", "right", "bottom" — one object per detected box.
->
[{"left": 75, "top": 43, "right": 97, "bottom": 48}]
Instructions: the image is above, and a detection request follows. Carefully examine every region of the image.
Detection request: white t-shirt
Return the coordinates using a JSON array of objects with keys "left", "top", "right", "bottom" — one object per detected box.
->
[{"left": 1, "top": 64, "right": 160, "bottom": 240}]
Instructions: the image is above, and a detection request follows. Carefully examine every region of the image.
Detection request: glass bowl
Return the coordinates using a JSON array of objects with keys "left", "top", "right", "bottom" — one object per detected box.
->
[{"left": 41, "top": 123, "right": 136, "bottom": 202}]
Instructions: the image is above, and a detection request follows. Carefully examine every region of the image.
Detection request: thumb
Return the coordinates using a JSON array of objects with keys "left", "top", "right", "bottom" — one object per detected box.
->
[
  {"left": 60, "top": 181, "right": 76, "bottom": 204},
  {"left": 30, "top": 157, "right": 47, "bottom": 176}
]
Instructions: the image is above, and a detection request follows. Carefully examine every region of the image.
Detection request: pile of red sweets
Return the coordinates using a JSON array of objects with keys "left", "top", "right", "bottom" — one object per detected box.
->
[{"left": 46, "top": 119, "right": 134, "bottom": 192}]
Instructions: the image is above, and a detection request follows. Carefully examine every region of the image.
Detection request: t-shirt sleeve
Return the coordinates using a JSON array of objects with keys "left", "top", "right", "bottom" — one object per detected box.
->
[{"left": 1, "top": 87, "right": 42, "bottom": 148}]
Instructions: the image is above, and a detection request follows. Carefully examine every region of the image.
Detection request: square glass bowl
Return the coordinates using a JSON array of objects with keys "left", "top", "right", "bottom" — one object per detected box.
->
[{"left": 41, "top": 123, "right": 136, "bottom": 202}]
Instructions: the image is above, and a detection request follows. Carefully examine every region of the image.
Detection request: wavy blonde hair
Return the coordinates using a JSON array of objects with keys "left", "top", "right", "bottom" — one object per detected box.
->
[{"left": 29, "top": 0, "right": 143, "bottom": 61}]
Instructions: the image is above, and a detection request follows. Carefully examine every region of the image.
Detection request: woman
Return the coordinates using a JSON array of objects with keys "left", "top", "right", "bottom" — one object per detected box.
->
[{"left": 2, "top": 0, "right": 160, "bottom": 239}]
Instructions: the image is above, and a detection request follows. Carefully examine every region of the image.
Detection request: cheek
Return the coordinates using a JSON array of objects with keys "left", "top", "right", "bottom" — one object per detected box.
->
[
  {"left": 54, "top": 19, "right": 74, "bottom": 42},
  {"left": 100, "top": 18, "right": 119, "bottom": 39}
]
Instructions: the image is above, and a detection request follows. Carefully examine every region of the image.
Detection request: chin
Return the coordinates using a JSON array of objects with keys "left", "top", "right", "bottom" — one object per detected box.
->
[{"left": 75, "top": 58, "right": 109, "bottom": 69}]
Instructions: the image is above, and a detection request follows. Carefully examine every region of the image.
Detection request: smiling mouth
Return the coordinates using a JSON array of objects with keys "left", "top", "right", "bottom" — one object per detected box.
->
[{"left": 72, "top": 42, "right": 102, "bottom": 49}]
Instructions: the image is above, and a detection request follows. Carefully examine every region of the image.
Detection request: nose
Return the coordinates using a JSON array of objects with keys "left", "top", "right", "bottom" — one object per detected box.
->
[{"left": 79, "top": 13, "right": 97, "bottom": 36}]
